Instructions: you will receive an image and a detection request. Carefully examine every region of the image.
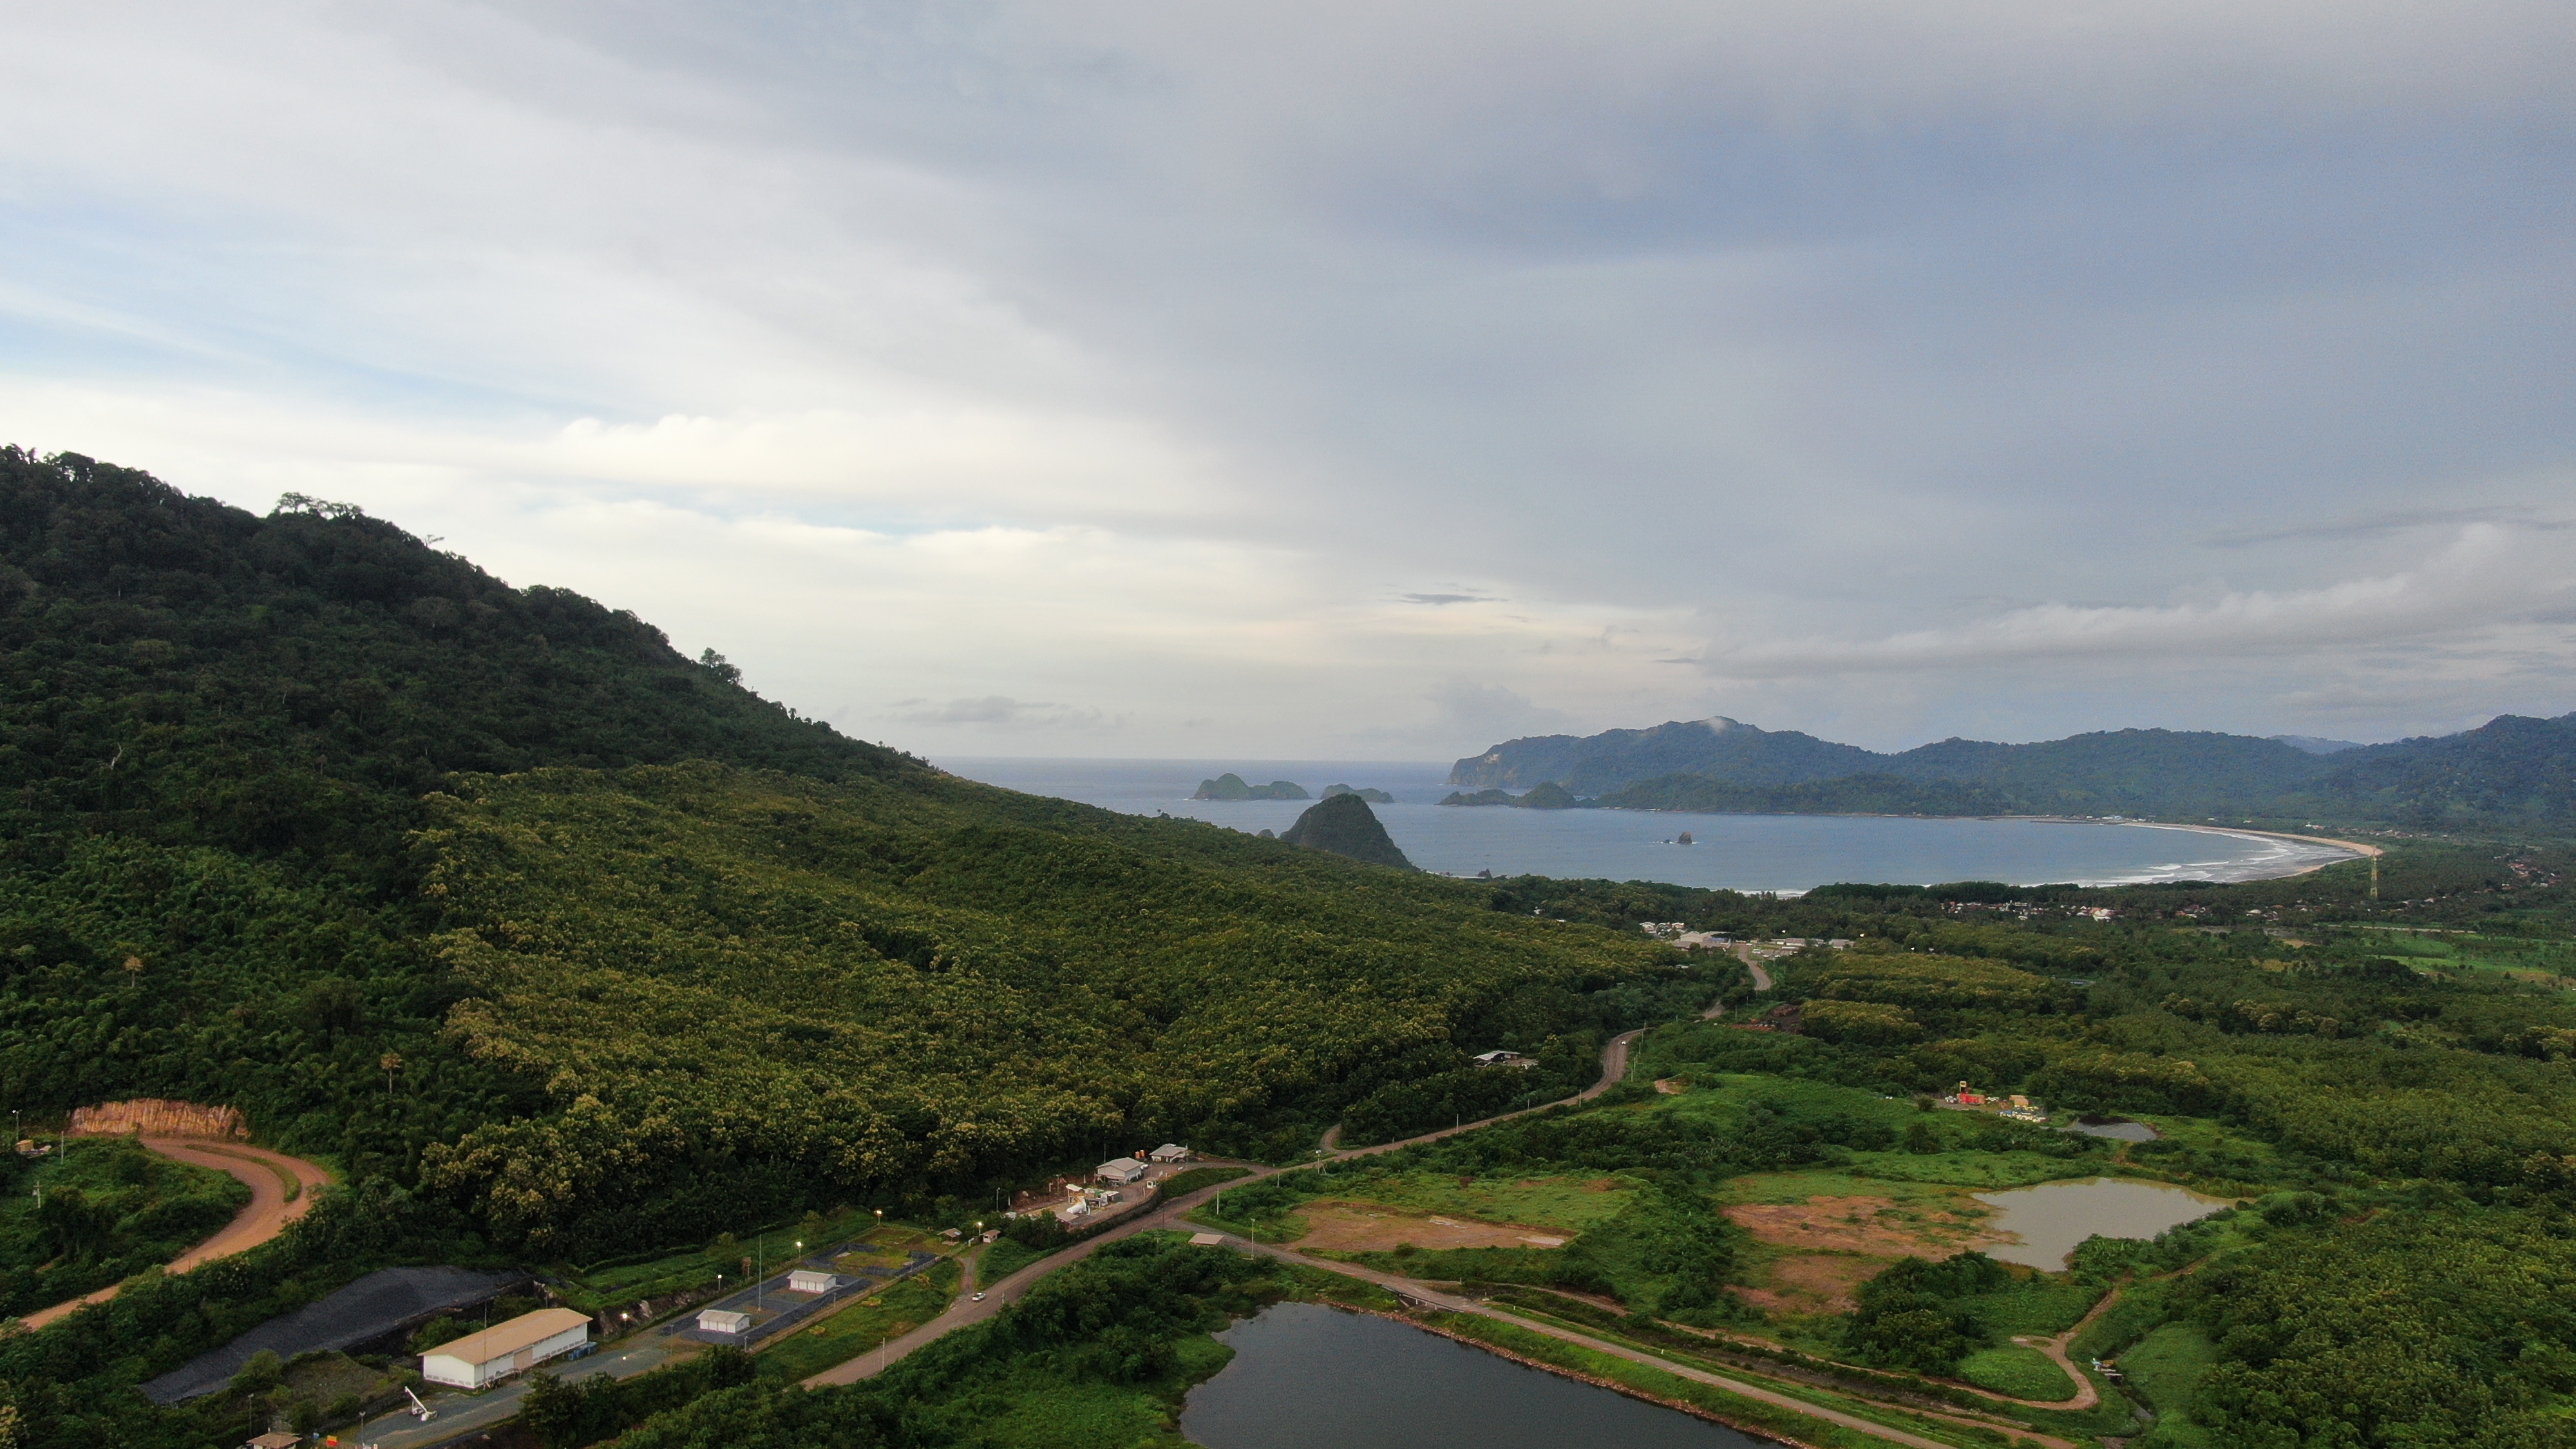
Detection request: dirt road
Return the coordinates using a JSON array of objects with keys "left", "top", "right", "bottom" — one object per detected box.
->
[
  {"left": 19, "top": 1138, "right": 332, "bottom": 1330},
  {"left": 804, "top": 1028, "right": 1646, "bottom": 1388}
]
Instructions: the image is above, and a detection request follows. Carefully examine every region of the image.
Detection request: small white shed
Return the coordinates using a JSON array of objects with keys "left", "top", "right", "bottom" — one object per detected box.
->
[
  {"left": 421, "top": 1309, "right": 592, "bottom": 1389},
  {"left": 787, "top": 1269, "right": 837, "bottom": 1294},
  {"left": 697, "top": 1309, "right": 752, "bottom": 1335}
]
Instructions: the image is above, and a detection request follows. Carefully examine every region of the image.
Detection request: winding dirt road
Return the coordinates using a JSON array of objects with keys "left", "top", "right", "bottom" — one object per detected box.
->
[
  {"left": 19, "top": 1138, "right": 332, "bottom": 1330},
  {"left": 804, "top": 1028, "right": 1646, "bottom": 1388}
]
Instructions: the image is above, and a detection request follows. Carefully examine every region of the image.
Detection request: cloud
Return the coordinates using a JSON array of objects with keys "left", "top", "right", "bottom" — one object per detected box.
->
[
  {"left": 2202, "top": 506, "right": 2564, "bottom": 549},
  {"left": 882, "top": 696, "right": 1116, "bottom": 730},
  {"left": 1427, "top": 681, "right": 1579, "bottom": 746},
  {"left": 0, "top": 1, "right": 2570, "bottom": 755},
  {"left": 1699, "top": 526, "right": 2576, "bottom": 681}
]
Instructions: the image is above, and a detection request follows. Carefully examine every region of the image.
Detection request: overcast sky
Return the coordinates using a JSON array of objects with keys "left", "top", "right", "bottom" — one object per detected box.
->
[{"left": 4, "top": 1, "right": 2571, "bottom": 758}]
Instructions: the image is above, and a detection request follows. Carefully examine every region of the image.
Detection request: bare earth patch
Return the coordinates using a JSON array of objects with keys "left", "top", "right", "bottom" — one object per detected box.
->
[
  {"left": 1732, "top": 1254, "right": 1895, "bottom": 1314},
  {"left": 1724, "top": 1195, "right": 1997, "bottom": 1256},
  {"left": 1294, "top": 1200, "right": 1570, "bottom": 1252}
]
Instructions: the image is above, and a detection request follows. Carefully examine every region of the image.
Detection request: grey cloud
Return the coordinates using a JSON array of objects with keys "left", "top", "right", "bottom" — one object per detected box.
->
[
  {"left": 2204, "top": 506, "right": 2563, "bottom": 549},
  {"left": 882, "top": 696, "right": 1114, "bottom": 729},
  {"left": 1402, "top": 592, "right": 1499, "bottom": 605}
]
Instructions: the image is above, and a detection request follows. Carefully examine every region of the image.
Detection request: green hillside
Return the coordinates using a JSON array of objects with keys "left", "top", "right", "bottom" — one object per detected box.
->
[
  {"left": 419, "top": 762, "right": 1654, "bottom": 1255},
  {"left": 0, "top": 448, "right": 1668, "bottom": 1252}
]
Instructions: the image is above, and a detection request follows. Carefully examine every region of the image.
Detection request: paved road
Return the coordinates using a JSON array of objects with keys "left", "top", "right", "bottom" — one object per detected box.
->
[
  {"left": 23, "top": 1138, "right": 334, "bottom": 1330},
  {"left": 804, "top": 1028, "right": 1647, "bottom": 1388},
  {"left": 351, "top": 1334, "right": 694, "bottom": 1449}
]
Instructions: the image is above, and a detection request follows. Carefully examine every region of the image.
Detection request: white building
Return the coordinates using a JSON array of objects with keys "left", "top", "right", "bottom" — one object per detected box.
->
[
  {"left": 420, "top": 1309, "right": 591, "bottom": 1389},
  {"left": 697, "top": 1309, "right": 752, "bottom": 1335},
  {"left": 1097, "top": 1156, "right": 1148, "bottom": 1184},
  {"left": 1150, "top": 1144, "right": 1191, "bottom": 1162},
  {"left": 1472, "top": 1050, "right": 1530, "bottom": 1067},
  {"left": 787, "top": 1269, "right": 837, "bottom": 1294}
]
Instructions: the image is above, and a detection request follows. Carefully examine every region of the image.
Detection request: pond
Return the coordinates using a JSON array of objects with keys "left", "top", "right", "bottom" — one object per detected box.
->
[
  {"left": 1180, "top": 1302, "right": 1774, "bottom": 1449},
  {"left": 1974, "top": 1177, "right": 2235, "bottom": 1270}
]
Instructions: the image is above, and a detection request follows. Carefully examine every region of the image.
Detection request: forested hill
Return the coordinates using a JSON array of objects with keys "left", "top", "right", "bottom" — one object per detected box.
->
[
  {"left": 0, "top": 448, "right": 915, "bottom": 887},
  {"left": 0, "top": 448, "right": 1685, "bottom": 1264},
  {"left": 1459, "top": 712, "right": 2576, "bottom": 827}
]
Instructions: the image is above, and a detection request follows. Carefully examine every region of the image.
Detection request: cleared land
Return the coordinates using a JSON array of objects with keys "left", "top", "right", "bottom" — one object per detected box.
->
[{"left": 1292, "top": 1202, "right": 1569, "bottom": 1253}]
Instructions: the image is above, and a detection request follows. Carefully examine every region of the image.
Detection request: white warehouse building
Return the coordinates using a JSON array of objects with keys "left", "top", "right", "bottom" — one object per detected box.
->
[{"left": 421, "top": 1309, "right": 592, "bottom": 1389}]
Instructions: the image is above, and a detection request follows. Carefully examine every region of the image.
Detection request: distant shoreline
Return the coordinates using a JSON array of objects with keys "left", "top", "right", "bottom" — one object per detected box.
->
[{"left": 2081, "top": 819, "right": 2382, "bottom": 872}]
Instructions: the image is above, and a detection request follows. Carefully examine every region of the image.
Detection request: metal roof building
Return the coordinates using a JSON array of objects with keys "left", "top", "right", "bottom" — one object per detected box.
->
[{"left": 421, "top": 1308, "right": 591, "bottom": 1389}]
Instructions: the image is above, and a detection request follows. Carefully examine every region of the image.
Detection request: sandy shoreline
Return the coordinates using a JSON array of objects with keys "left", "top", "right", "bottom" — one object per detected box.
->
[{"left": 2087, "top": 819, "right": 2381, "bottom": 876}]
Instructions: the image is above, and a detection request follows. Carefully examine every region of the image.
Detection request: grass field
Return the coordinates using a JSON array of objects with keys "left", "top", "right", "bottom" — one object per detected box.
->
[
  {"left": 2354, "top": 928, "right": 2576, "bottom": 989},
  {"left": 2118, "top": 1321, "right": 2219, "bottom": 1446},
  {"left": 556, "top": 1207, "right": 893, "bottom": 1315},
  {"left": 752, "top": 1258, "right": 960, "bottom": 1382},
  {"left": 1155, "top": 1166, "right": 1250, "bottom": 1198},
  {"left": 978, "top": 1236, "right": 1050, "bottom": 1282},
  {"left": 1955, "top": 1345, "right": 2076, "bottom": 1401}
]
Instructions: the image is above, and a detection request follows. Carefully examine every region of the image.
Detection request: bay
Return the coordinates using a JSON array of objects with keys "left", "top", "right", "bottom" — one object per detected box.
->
[{"left": 938, "top": 757, "right": 2360, "bottom": 893}]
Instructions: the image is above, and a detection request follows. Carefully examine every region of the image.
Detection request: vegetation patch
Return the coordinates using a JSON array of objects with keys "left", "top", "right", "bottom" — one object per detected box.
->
[
  {"left": 750, "top": 1259, "right": 958, "bottom": 1383},
  {"left": 1954, "top": 1346, "right": 2076, "bottom": 1402},
  {"left": 0, "top": 1135, "right": 252, "bottom": 1319}
]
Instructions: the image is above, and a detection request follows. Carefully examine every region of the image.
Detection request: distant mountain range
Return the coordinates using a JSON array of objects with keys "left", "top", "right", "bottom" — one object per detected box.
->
[{"left": 1448, "top": 714, "right": 2576, "bottom": 827}]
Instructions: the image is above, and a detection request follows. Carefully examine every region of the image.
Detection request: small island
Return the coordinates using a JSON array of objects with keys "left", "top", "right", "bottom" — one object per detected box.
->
[
  {"left": 1193, "top": 773, "right": 1311, "bottom": 800},
  {"left": 1437, "top": 781, "right": 1586, "bottom": 809},
  {"left": 1321, "top": 783, "right": 1395, "bottom": 802},
  {"left": 1276, "top": 793, "right": 1414, "bottom": 869}
]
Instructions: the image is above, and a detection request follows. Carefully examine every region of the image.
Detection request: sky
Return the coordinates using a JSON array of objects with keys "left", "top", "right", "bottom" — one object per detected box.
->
[{"left": 3, "top": 1, "right": 2571, "bottom": 759}]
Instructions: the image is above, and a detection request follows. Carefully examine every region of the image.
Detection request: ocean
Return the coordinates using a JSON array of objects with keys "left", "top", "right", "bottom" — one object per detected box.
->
[{"left": 934, "top": 757, "right": 2360, "bottom": 893}]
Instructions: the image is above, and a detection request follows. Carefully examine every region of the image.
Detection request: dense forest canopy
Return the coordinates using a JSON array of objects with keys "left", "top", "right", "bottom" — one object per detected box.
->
[
  {"left": 418, "top": 762, "right": 1662, "bottom": 1254},
  {"left": 1459, "top": 712, "right": 2576, "bottom": 826},
  {"left": 0, "top": 447, "right": 1671, "bottom": 1249}
]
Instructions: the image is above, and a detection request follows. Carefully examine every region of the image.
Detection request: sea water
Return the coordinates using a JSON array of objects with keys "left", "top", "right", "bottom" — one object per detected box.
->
[{"left": 938, "top": 757, "right": 2359, "bottom": 893}]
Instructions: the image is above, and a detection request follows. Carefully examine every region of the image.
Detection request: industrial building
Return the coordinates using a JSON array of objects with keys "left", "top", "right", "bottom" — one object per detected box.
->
[
  {"left": 420, "top": 1308, "right": 591, "bottom": 1389},
  {"left": 699, "top": 1308, "right": 752, "bottom": 1335},
  {"left": 1096, "top": 1155, "right": 1147, "bottom": 1184},
  {"left": 788, "top": 1269, "right": 837, "bottom": 1294}
]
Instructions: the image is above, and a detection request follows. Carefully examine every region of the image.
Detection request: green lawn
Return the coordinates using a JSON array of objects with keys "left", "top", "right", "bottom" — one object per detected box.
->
[{"left": 752, "top": 1259, "right": 960, "bottom": 1382}]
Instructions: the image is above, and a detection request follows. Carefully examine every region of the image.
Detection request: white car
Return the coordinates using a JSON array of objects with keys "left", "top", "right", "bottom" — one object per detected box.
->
[{"left": 972, "top": 1291, "right": 985, "bottom": 1302}]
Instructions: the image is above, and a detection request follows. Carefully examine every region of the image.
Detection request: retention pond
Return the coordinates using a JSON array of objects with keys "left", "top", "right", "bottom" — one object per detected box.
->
[
  {"left": 1182, "top": 1302, "right": 1774, "bottom": 1449},
  {"left": 1974, "top": 1177, "right": 2235, "bottom": 1270}
]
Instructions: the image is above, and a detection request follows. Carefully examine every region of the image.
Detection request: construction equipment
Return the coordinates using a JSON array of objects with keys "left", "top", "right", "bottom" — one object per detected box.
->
[{"left": 403, "top": 1385, "right": 436, "bottom": 1421}]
